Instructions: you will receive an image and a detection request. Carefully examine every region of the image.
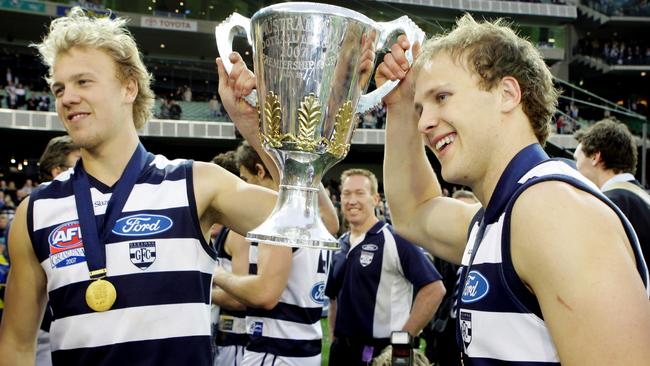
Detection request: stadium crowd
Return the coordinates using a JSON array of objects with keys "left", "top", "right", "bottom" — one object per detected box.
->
[{"left": 0, "top": 5, "right": 649, "bottom": 366}]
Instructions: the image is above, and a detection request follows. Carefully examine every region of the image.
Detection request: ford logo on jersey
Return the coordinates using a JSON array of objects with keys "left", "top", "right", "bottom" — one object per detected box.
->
[
  {"left": 112, "top": 214, "right": 173, "bottom": 237},
  {"left": 361, "top": 244, "right": 378, "bottom": 251},
  {"left": 461, "top": 270, "right": 490, "bottom": 303},
  {"left": 310, "top": 281, "right": 326, "bottom": 304}
]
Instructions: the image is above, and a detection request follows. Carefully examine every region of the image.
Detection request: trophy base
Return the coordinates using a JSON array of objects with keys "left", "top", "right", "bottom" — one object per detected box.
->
[
  {"left": 245, "top": 183, "right": 339, "bottom": 250},
  {"left": 246, "top": 231, "right": 338, "bottom": 250}
]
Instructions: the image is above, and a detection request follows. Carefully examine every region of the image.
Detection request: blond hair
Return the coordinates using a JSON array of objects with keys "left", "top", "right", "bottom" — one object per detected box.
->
[
  {"left": 34, "top": 7, "right": 154, "bottom": 129},
  {"left": 340, "top": 168, "right": 379, "bottom": 195},
  {"left": 414, "top": 14, "right": 559, "bottom": 145}
]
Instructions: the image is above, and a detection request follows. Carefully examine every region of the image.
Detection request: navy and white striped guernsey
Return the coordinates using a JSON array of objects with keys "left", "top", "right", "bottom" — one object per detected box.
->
[
  {"left": 457, "top": 144, "right": 650, "bottom": 365},
  {"left": 243, "top": 243, "right": 330, "bottom": 366},
  {"left": 27, "top": 153, "right": 216, "bottom": 366},
  {"left": 213, "top": 227, "right": 248, "bottom": 347}
]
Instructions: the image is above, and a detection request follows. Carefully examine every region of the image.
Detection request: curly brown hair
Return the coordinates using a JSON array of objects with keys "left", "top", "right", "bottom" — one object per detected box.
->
[
  {"left": 574, "top": 119, "right": 637, "bottom": 174},
  {"left": 211, "top": 150, "right": 239, "bottom": 176},
  {"left": 414, "top": 14, "right": 559, "bottom": 145},
  {"left": 235, "top": 141, "right": 270, "bottom": 178}
]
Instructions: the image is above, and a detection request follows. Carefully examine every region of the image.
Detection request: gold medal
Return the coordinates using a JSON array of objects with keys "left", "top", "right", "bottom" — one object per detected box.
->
[{"left": 85, "top": 278, "right": 117, "bottom": 312}]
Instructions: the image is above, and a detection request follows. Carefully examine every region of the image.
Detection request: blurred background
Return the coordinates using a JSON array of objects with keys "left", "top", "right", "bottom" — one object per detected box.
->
[{"left": 0, "top": 0, "right": 648, "bottom": 201}]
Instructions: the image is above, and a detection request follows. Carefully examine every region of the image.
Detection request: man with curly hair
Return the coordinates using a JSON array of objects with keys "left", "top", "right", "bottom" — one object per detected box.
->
[
  {"left": 377, "top": 13, "right": 650, "bottom": 365},
  {"left": 574, "top": 118, "right": 649, "bottom": 269}
]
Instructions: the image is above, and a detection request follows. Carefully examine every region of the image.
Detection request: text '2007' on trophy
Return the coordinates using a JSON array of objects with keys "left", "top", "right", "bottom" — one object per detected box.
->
[{"left": 216, "top": 2, "right": 423, "bottom": 249}]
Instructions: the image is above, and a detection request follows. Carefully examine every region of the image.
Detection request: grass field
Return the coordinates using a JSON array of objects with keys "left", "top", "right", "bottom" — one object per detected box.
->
[
  {"left": 320, "top": 318, "right": 430, "bottom": 366},
  {"left": 321, "top": 318, "right": 330, "bottom": 366}
]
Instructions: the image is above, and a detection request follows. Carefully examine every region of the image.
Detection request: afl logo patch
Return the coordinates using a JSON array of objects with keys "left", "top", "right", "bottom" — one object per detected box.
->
[
  {"left": 48, "top": 220, "right": 86, "bottom": 268},
  {"left": 461, "top": 270, "right": 490, "bottom": 303},
  {"left": 310, "top": 281, "right": 326, "bottom": 304},
  {"left": 112, "top": 214, "right": 173, "bottom": 237},
  {"left": 48, "top": 220, "right": 83, "bottom": 250}
]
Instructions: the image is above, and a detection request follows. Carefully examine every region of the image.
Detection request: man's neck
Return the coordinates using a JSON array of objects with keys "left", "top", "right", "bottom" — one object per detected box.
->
[
  {"left": 595, "top": 169, "right": 618, "bottom": 189},
  {"left": 261, "top": 178, "right": 279, "bottom": 191},
  {"left": 349, "top": 216, "right": 379, "bottom": 238},
  {"left": 475, "top": 143, "right": 538, "bottom": 207},
  {"left": 80, "top": 131, "right": 140, "bottom": 187},
  {"left": 467, "top": 111, "right": 538, "bottom": 207}
]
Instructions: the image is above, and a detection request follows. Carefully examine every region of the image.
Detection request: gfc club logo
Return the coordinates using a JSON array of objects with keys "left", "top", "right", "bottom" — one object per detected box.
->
[{"left": 129, "top": 241, "right": 157, "bottom": 270}]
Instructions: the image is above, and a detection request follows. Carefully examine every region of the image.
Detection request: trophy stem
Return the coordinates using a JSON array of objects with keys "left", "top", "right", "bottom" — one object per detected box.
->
[{"left": 246, "top": 181, "right": 338, "bottom": 249}]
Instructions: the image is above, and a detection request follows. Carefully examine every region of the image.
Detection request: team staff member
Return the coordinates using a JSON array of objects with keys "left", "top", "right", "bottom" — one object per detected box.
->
[{"left": 326, "top": 168, "right": 444, "bottom": 365}]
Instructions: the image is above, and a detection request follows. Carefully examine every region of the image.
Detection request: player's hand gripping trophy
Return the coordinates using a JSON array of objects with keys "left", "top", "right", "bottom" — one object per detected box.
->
[{"left": 216, "top": 2, "right": 423, "bottom": 249}]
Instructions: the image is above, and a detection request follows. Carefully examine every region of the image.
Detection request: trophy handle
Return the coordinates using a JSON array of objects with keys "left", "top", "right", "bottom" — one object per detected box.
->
[
  {"left": 357, "top": 16, "right": 425, "bottom": 113},
  {"left": 215, "top": 12, "right": 258, "bottom": 107}
]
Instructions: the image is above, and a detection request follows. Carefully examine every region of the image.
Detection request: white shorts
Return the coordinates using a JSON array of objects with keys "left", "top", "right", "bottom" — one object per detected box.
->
[
  {"left": 36, "top": 329, "right": 52, "bottom": 366},
  {"left": 214, "top": 345, "right": 245, "bottom": 366},
  {"left": 241, "top": 350, "right": 320, "bottom": 366}
]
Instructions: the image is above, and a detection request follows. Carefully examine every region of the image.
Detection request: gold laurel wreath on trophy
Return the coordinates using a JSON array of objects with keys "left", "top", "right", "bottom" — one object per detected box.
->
[
  {"left": 261, "top": 91, "right": 283, "bottom": 148},
  {"left": 295, "top": 94, "right": 321, "bottom": 151},
  {"left": 326, "top": 100, "right": 354, "bottom": 158},
  {"left": 260, "top": 91, "right": 355, "bottom": 156}
]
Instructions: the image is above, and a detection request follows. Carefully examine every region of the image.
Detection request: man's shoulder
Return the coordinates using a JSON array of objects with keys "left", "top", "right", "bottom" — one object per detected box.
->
[
  {"left": 605, "top": 188, "right": 650, "bottom": 219},
  {"left": 148, "top": 154, "right": 190, "bottom": 170},
  {"left": 604, "top": 180, "right": 650, "bottom": 203},
  {"left": 514, "top": 177, "right": 600, "bottom": 209},
  {"left": 509, "top": 179, "right": 619, "bottom": 250},
  {"left": 30, "top": 174, "right": 74, "bottom": 201},
  {"left": 510, "top": 178, "right": 630, "bottom": 266},
  {"left": 605, "top": 186, "right": 644, "bottom": 201},
  {"left": 336, "top": 232, "right": 352, "bottom": 253}
]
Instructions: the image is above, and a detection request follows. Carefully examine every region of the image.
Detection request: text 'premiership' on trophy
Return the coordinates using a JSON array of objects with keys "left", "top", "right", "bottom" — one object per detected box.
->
[{"left": 216, "top": 2, "right": 424, "bottom": 250}]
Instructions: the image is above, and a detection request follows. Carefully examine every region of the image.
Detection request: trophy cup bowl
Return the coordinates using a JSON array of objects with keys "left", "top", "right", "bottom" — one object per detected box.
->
[{"left": 216, "top": 2, "right": 423, "bottom": 249}]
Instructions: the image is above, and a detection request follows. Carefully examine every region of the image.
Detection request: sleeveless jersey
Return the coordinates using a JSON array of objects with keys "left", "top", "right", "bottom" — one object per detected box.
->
[
  {"left": 28, "top": 153, "right": 216, "bottom": 366},
  {"left": 457, "top": 144, "right": 649, "bottom": 365},
  {"left": 243, "top": 243, "right": 329, "bottom": 366},
  {"left": 213, "top": 227, "right": 248, "bottom": 347}
]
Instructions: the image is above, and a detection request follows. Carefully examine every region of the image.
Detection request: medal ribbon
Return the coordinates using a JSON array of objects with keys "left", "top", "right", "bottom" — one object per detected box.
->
[{"left": 72, "top": 143, "right": 148, "bottom": 280}]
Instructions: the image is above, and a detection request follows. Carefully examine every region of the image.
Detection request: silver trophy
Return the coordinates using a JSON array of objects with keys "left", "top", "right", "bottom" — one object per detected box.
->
[{"left": 216, "top": 2, "right": 423, "bottom": 249}]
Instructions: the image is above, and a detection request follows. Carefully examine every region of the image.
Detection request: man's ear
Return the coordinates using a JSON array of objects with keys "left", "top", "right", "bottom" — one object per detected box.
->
[
  {"left": 124, "top": 78, "right": 138, "bottom": 104},
  {"left": 372, "top": 193, "right": 381, "bottom": 207},
  {"left": 51, "top": 167, "right": 62, "bottom": 179},
  {"left": 255, "top": 163, "right": 266, "bottom": 179},
  {"left": 500, "top": 76, "right": 522, "bottom": 113},
  {"left": 592, "top": 151, "right": 603, "bottom": 167}
]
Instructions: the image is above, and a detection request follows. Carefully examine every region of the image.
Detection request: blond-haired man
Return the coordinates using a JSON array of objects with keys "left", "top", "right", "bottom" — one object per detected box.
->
[{"left": 0, "top": 8, "right": 336, "bottom": 366}]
